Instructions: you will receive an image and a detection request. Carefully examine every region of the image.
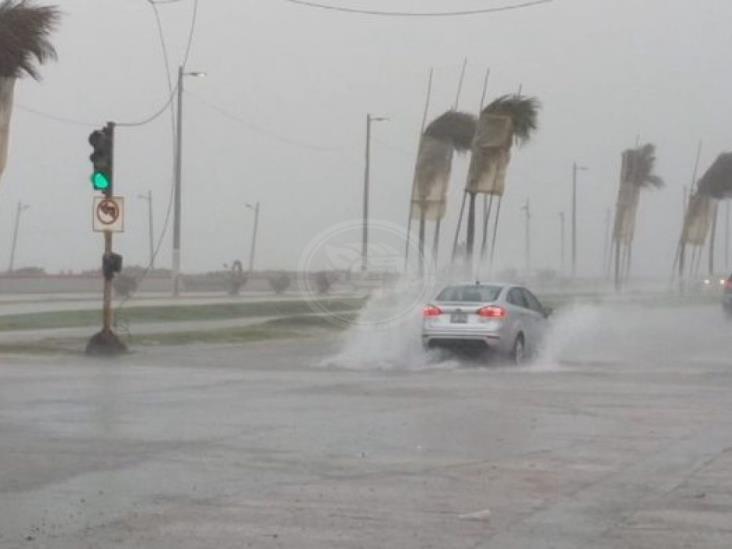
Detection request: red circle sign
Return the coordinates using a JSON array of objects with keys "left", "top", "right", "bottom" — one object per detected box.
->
[{"left": 96, "top": 199, "right": 119, "bottom": 226}]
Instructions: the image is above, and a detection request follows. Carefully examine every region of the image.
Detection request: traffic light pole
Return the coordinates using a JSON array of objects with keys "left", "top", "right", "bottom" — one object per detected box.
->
[{"left": 86, "top": 122, "right": 127, "bottom": 356}]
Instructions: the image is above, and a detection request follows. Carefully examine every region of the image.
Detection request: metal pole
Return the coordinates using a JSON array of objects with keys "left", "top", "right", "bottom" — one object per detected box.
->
[
  {"left": 450, "top": 192, "right": 468, "bottom": 264},
  {"left": 248, "top": 202, "right": 260, "bottom": 274},
  {"left": 489, "top": 197, "right": 503, "bottom": 271},
  {"left": 8, "top": 201, "right": 27, "bottom": 273},
  {"left": 726, "top": 201, "right": 730, "bottom": 271},
  {"left": 522, "top": 199, "right": 531, "bottom": 275},
  {"left": 103, "top": 230, "right": 114, "bottom": 332},
  {"left": 172, "top": 66, "right": 184, "bottom": 296},
  {"left": 362, "top": 114, "right": 371, "bottom": 272},
  {"left": 572, "top": 162, "right": 577, "bottom": 278},
  {"left": 404, "top": 68, "right": 433, "bottom": 272},
  {"left": 603, "top": 208, "right": 611, "bottom": 275},
  {"left": 146, "top": 191, "right": 155, "bottom": 269},
  {"left": 559, "top": 211, "right": 565, "bottom": 274},
  {"left": 453, "top": 57, "right": 468, "bottom": 110},
  {"left": 709, "top": 201, "right": 718, "bottom": 276}
]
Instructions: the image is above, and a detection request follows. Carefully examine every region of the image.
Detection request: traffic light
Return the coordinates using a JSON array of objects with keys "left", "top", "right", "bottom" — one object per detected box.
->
[{"left": 89, "top": 122, "right": 114, "bottom": 195}]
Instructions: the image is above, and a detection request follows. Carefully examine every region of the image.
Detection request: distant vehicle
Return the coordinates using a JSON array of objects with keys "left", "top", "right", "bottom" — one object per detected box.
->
[
  {"left": 723, "top": 275, "right": 732, "bottom": 318},
  {"left": 422, "top": 283, "right": 551, "bottom": 364}
]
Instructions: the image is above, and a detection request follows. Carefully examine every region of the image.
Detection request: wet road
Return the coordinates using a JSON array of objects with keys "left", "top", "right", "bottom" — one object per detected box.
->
[{"left": 1, "top": 303, "right": 731, "bottom": 548}]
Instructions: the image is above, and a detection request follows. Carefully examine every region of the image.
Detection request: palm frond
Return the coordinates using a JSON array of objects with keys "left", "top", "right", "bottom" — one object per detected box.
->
[
  {"left": 483, "top": 94, "right": 540, "bottom": 143},
  {"left": 697, "top": 153, "right": 732, "bottom": 199},
  {"left": 0, "top": 1, "right": 60, "bottom": 79},
  {"left": 624, "top": 143, "right": 664, "bottom": 188},
  {"left": 424, "top": 110, "right": 477, "bottom": 152}
]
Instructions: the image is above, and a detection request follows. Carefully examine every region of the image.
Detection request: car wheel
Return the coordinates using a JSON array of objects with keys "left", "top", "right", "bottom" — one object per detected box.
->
[{"left": 511, "top": 334, "right": 526, "bottom": 366}]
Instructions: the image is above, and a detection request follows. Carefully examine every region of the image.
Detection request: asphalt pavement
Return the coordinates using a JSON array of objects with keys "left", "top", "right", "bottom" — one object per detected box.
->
[{"left": 1, "top": 303, "right": 731, "bottom": 548}]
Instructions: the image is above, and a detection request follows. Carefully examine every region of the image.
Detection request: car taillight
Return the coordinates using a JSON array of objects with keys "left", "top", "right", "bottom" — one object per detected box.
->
[
  {"left": 725, "top": 280, "right": 732, "bottom": 290},
  {"left": 423, "top": 305, "right": 442, "bottom": 318},
  {"left": 478, "top": 306, "right": 507, "bottom": 319}
]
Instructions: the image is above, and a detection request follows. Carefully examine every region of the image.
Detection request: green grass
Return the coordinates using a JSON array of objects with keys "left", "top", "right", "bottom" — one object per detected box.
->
[
  {"left": 0, "top": 297, "right": 366, "bottom": 332},
  {"left": 0, "top": 313, "right": 354, "bottom": 356}
]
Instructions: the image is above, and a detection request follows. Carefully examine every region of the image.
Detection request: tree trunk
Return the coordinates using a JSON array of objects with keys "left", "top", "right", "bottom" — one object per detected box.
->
[
  {"left": 465, "top": 191, "right": 476, "bottom": 267},
  {"left": 0, "top": 77, "right": 16, "bottom": 184},
  {"left": 418, "top": 206, "right": 426, "bottom": 276}
]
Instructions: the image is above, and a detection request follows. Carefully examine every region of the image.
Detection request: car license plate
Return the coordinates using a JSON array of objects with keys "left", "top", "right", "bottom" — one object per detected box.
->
[{"left": 451, "top": 312, "right": 468, "bottom": 323}]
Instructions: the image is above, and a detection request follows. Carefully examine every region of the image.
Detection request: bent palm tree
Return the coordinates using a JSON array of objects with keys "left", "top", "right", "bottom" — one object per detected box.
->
[
  {"left": 411, "top": 110, "right": 476, "bottom": 269},
  {"left": 611, "top": 143, "right": 663, "bottom": 288},
  {"left": 0, "top": 0, "right": 59, "bottom": 183},
  {"left": 464, "top": 94, "right": 539, "bottom": 270}
]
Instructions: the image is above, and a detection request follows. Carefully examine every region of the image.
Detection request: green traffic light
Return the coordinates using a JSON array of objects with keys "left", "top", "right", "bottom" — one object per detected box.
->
[{"left": 92, "top": 171, "right": 111, "bottom": 191}]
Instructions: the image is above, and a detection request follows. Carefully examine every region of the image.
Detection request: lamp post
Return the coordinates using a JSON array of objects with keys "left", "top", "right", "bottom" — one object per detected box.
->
[
  {"left": 137, "top": 190, "right": 154, "bottom": 269},
  {"left": 362, "top": 113, "right": 388, "bottom": 273},
  {"left": 245, "top": 202, "right": 260, "bottom": 274},
  {"left": 172, "top": 66, "right": 206, "bottom": 296},
  {"left": 521, "top": 198, "right": 531, "bottom": 275},
  {"left": 559, "top": 211, "right": 565, "bottom": 275},
  {"left": 7, "top": 201, "right": 29, "bottom": 273},
  {"left": 571, "top": 162, "right": 588, "bottom": 278}
]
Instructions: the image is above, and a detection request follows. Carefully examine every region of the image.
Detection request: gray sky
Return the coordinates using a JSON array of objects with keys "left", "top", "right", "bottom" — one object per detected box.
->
[{"left": 2, "top": 0, "right": 731, "bottom": 276}]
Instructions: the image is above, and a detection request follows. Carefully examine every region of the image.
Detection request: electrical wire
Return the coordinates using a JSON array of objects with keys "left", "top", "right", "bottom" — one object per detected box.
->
[
  {"left": 114, "top": 0, "right": 200, "bottom": 323},
  {"left": 279, "top": 0, "right": 553, "bottom": 17},
  {"left": 117, "top": 0, "right": 199, "bottom": 128},
  {"left": 15, "top": 104, "right": 98, "bottom": 127},
  {"left": 186, "top": 90, "right": 342, "bottom": 152}
]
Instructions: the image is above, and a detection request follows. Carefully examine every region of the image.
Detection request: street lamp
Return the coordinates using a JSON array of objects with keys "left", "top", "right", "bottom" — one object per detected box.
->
[
  {"left": 7, "top": 201, "right": 29, "bottom": 273},
  {"left": 362, "top": 113, "right": 388, "bottom": 273},
  {"left": 571, "top": 162, "right": 588, "bottom": 278},
  {"left": 172, "top": 66, "right": 206, "bottom": 297},
  {"left": 137, "top": 191, "right": 155, "bottom": 269},
  {"left": 559, "top": 211, "right": 566, "bottom": 275},
  {"left": 245, "top": 202, "right": 260, "bottom": 274}
]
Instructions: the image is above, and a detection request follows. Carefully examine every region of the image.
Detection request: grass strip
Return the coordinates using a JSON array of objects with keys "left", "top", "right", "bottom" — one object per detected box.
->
[{"left": 0, "top": 297, "right": 366, "bottom": 332}]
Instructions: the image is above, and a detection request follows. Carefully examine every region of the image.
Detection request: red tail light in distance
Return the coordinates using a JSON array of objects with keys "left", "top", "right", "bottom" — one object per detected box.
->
[{"left": 423, "top": 305, "right": 442, "bottom": 318}]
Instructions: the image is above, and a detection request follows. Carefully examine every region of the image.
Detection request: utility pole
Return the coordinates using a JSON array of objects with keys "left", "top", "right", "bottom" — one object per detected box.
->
[
  {"left": 522, "top": 199, "right": 531, "bottom": 275},
  {"left": 361, "top": 113, "right": 387, "bottom": 272},
  {"left": 559, "top": 211, "right": 565, "bottom": 274},
  {"left": 172, "top": 66, "right": 206, "bottom": 297},
  {"left": 138, "top": 191, "right": 155, "bottom": 269},
  {"left": 571, "top": 162, "right": 588, "bottom": 278},
  {"left": 726, "top": 201, "right": 730, "bottom": 271},
  {"left": 7, "top": 201, "right": 29, "bottom": 273},
  {"left": 603, "top": 208, "right": 611, "bottom": 275},
  {"left": 246, "top": 202, "right": 260, "bottom": 273}
]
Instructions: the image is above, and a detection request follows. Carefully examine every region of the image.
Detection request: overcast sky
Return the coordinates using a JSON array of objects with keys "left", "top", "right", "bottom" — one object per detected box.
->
[{"left": 2, "top": 0, "right": 731, "bottom": 276}]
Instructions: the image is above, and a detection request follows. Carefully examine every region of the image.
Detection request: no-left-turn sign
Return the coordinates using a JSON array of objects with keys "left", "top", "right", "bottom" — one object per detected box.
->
[{"left": 93, "top": 196, "right": 125, "bottom": 233}]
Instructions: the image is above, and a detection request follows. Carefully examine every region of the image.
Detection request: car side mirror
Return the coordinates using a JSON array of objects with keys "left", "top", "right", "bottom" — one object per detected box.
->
[{"left": 543, "top": 307, "right": 554, "bottom": 318}]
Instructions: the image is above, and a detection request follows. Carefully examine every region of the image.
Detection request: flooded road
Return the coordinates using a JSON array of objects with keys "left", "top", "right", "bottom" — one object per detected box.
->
[{"left": 1, "top": 303, "right": 731, "bottom": 548}]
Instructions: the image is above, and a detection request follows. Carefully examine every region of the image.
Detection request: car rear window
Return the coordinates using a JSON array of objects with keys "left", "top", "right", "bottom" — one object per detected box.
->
[{"left": 436, "top": 285, "right": 502, "bottom": 303}]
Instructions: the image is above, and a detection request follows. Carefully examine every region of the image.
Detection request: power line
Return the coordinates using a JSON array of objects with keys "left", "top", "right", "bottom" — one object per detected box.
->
[
  {"left": 116, "top": 0, "right": 199, "bottom": 316},
  {"left": 15, "top": 104, "right": 97, "bottom": 127},
  {"left": 118, "top": 0, "right": 199, "bottom": 128},
  {"left": 279, "top": 0, "right": 553, "bottom": 17},
  {"left": 187, "top": 90, "right": 342, "bottom": 152}
]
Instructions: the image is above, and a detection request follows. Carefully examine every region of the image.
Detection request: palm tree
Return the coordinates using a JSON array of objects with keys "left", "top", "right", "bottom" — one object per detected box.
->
[
  {"left": 611, "top": 143, "right": 663, "bottom": 288},
  {"left": 0, "top": 0, "right": 59, "bottom": 183},
  {"left": 412, "top": 110, "right": 476, "bottom": 270},
  {"left": 463, "top": 94, "right": 539, "bottom": 270}
]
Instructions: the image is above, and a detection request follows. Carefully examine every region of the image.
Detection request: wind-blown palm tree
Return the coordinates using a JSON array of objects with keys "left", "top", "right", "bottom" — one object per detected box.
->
[
  {"left": 463, "top": 94, "right": 539, "bottom": 269},
  {"left": 0, "top": 0, "right": 59, "bottom": 183},
  {"left": 611, "top": 143, "right": 663, "bottom": 288},
  {"left": 411, "top": 110, "right": 476, "bottom": 269}
]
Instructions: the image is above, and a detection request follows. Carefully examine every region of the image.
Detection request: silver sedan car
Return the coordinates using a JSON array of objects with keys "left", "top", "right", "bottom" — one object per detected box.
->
[{"left": 422, "top": 283, "right": 551, "bottom": 364}]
